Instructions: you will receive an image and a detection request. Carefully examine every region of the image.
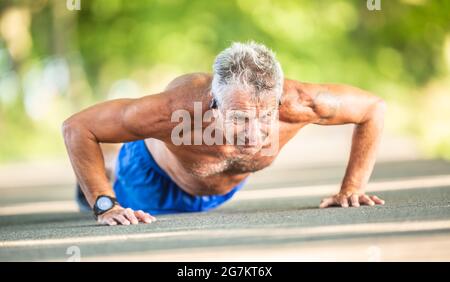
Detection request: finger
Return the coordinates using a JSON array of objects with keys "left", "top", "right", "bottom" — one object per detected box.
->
[
  {"left": 114, "top": 214, "right": 130, "bottom": 225},
  {"left": 350, "top": 194, "right": 360, "bottom": 207},
  {"left": 360, "top": 195, "right": 375, "bottom": 206},
  {"left": 135, "top": 210, "right": 152, "bottom": 223},
  {"left": 97, "top": 216, "right": 113, "bottom": 226},
  {"left": 142, "top": 210, "right": 157, "bottom": 222},
  {"left": 370, "top": 195, "right": 385, "bottom": 205},
  {"left": 339, "top": 196, "right": 349, "bottom": 208},
  {"left": 124, "top": 208, "right": 139, "bottom": 225},
  {"left": 106, "top": 218, "right": 117, "bottom": 226},
  {"left": 319, "top": 197, "right": 335, "bottom": 208},
  {"left": 140, "top": 211, "right": 157, "bottom": 222},
  {"left": 134, "top": 210, "right": 147, "bottom": 223}
]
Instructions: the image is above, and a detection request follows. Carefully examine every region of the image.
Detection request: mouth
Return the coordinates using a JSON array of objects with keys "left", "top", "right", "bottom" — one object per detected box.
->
[
  {"left": 236, "top": 138, "right": 267, "bottom": 148},
  {"left": 238, "top": 143, "right": 262, "bottom": 149}
]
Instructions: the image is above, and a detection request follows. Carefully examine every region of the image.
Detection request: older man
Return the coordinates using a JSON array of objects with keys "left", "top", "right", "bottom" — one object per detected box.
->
[{"left": 63, "top": 42, "right": 386, "bottom": 226}]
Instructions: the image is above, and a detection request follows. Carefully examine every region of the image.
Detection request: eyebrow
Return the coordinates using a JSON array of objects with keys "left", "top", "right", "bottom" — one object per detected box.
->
[{"left": 229, "top": 110, "right": 251, "bottom": 117}]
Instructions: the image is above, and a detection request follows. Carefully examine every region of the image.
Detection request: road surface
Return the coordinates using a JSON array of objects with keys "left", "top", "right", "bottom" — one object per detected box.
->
[{"left": 1, "top": 159, "right": 450, "bottom": 261}]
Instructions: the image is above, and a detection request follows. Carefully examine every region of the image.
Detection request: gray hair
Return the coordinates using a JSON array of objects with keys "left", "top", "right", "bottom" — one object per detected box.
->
[{"left": 211, "top": 42, "right": 284, "bottom": 106}]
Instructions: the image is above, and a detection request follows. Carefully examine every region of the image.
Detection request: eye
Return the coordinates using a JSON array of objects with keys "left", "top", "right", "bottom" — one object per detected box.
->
[
  {"left": 260, "top": 111, "right": 274, "bottom": 122},
  {"left": 233, "top": 114, "right": 246, "bottom": 124}
]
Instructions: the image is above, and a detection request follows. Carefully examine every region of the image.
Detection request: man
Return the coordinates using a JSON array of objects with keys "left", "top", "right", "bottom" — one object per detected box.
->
[{"left": 63, "top": 42, "right": 386, "bottom": 226}]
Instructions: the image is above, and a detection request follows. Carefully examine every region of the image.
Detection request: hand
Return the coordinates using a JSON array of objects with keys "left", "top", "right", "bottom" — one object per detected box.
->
[
  {"left": 97, "top": 206, "right": 157, "bottom": 226},
  {"left": 319, "top": 190, "right": 385, "bottom": 208}
]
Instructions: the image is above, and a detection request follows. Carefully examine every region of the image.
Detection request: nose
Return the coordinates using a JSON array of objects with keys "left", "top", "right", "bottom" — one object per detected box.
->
[{"left": 245, "top": 119, "right": 262, "bottom": 146}]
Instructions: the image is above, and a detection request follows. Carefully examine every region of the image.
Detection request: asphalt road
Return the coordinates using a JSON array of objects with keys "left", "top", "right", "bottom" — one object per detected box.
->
[{"left": 1, "top": 159, "right": 450, "bottom": 261}]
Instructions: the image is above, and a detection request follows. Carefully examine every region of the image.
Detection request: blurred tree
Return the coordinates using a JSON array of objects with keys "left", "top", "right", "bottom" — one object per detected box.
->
[{"left": 0, "top": 0, "right": 449, "bottom": 161}]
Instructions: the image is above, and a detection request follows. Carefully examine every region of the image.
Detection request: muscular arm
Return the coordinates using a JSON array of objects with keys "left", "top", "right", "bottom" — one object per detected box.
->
[
  {"left": 288, "top": 81, "right": 387, "bottom": 207},
  {"left": 62, "top": 93, "right": 172, "bottom": 208}
]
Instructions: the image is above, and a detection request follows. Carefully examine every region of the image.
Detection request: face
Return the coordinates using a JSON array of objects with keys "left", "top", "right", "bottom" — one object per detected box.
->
[{"left": 215, "top": 89, "right": 279, "bottom": 154}]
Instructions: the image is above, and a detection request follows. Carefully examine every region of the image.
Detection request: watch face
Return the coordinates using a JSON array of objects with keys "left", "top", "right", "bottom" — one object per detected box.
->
[{"left": 97, "top": 197, "right": 113, "bottom": 211}]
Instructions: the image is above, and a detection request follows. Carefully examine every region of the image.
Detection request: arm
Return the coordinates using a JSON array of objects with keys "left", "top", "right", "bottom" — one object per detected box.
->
[
  {"left": 290, "top": 81, "right": 387, "bottom": 208},
  {"left": 62, "top": 92, "right": 172, "bottom": 224}
]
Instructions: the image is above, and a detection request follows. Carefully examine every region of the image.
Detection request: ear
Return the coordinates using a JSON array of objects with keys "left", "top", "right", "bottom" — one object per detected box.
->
[{"left": 210, "top": 97, "right": 218, "bottom": 109}]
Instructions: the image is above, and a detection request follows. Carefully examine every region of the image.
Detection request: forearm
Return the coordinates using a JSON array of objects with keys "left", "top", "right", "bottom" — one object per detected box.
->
[
  {"left": 63, "top": 121, "right": 115, "bottom": 207},
  {"left": 340, "top": 101, "right": 386, "bottom": 193}
]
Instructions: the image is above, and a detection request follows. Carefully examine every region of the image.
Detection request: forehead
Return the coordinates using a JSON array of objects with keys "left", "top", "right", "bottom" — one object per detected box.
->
[{"left": 221, "top": 89, "right": 278, "bottom": 109}]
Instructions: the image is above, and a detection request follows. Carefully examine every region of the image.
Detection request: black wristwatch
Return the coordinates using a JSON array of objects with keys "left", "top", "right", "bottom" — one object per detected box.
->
[{"left": 93, "top": 195, "right": 118, "bottom": 219}]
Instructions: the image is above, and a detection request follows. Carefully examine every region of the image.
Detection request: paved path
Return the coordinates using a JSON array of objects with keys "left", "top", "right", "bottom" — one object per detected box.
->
[{"left": 1, "top": 159, "right": 450, "bottom": 261}]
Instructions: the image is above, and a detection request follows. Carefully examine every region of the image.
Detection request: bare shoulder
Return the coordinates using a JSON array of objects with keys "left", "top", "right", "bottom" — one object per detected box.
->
[
  {"left": 165, "top": 72, "right": 212, "bottom": 91},
  {"left": 278, "top": 79, "right": 317, "bottom": 124},
  {"left": 279, "top": 80, "right": 352, "bottom": 124},
  {"left": 279, "top": 80, "right": 383, "bottom": 126},
  {"left": 141, "top": 72, "right": 212, "bottom": 119},
  {"left": 123, "top": 73, "right": 213, "bottom": 141}
]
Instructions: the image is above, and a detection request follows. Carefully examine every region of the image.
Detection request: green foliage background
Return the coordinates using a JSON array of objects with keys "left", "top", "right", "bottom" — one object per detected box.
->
[{"left": 0, "top": 0, "right": 449, "bottom": 162}]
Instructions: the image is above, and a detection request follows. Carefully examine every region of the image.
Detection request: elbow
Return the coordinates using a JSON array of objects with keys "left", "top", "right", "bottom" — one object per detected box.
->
[
  {"left": 366, "top": 99, "right": 387, "bottom": 128},
  {"left": 373, "top": 99, "right": 387, "bottom": 119},
  {"left": 61, "top": 117, "right": 85, "bottom": 146},
  {"left": 358, "top": 99, "right": 387, "bottom": 126}
]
